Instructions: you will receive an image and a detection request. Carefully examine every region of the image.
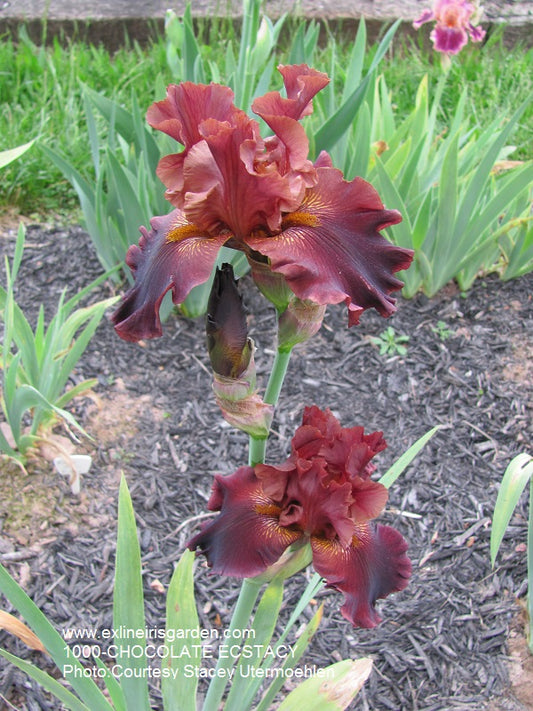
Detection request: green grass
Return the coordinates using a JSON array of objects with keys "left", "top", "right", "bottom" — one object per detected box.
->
[
  {"left": 1, "top": 23, "right": 531, "bottom": 219},
  {"left": 378, "top": 31, "right": 533, "bottom": 149},
  {"left": 0, "top": 29, "right": 171, "bottom": 218}
]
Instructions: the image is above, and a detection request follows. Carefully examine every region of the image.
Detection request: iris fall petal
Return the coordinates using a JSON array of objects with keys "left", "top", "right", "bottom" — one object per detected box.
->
[
  {"left": 247, "top": 168, "right": 413, "bottom": 325},
  {"left": 187, "top": 467, "right": 301, "bottom": 577},
  {"left": 311, "top": 523, "right": 412, "bottom": 628},
  {"left": 112, "top": 209, "right": 227, "bottom": 341}
]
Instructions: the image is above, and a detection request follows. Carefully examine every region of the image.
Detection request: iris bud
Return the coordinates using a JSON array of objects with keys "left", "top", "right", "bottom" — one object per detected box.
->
[
  {"left": 248, "top": 253, "right": 293, "bottom": 313},
  {"left": 206, "top": 264, "right": 273, "bottom": 438},
  {"left": 206, "top": 264, "right": 252, "bottom": 379},
  {"left": 278, "top": 297, "right": 326, "bottom": 352}
]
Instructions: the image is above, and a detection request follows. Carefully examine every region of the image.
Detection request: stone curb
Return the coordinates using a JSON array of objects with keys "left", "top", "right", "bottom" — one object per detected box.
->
[{"left": 1, "top": 0, "right": 531, "bottom": 48}]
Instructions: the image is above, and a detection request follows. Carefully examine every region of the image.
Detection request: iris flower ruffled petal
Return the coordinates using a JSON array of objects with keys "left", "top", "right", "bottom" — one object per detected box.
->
[
  {"left": 112, "top": 210, "right": 228, "bottom": 341},
  {"left": 246, "top": 168, "right": 410, "bottom": 325},
  {"left": 311, "top": 523, "right": 411, "bottom": 628},
  {"left": 187, "top": 466, "right": 302, "bottom": 578}
]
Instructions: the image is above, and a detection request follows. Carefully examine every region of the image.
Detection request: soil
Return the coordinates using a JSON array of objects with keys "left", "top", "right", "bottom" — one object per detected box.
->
[{"left": 0, "top": 222, "right": 532, "bottom": 710}]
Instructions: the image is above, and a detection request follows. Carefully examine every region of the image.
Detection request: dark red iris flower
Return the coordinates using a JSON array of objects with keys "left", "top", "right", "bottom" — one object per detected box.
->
[
  {"left": 112, "top": 65, "right": 413, "bottom": 342},
  {"left": 187, "top": 406, "right": 411, "bottom": 628}
]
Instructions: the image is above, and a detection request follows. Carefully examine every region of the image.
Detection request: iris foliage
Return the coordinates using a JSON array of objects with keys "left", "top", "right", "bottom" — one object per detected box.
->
[{"left": 0, "top": 224, "right": 118, "bottom": 466}]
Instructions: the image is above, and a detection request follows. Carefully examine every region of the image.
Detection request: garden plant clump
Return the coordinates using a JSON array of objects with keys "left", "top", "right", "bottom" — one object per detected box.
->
[{"left": 0, "top": 0, "right": 532, "bottom": 709}]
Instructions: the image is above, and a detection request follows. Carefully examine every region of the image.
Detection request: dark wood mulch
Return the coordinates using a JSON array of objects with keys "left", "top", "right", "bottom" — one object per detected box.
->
[{"left": 0, "top": 223, "right": 531, "bottom": 710}]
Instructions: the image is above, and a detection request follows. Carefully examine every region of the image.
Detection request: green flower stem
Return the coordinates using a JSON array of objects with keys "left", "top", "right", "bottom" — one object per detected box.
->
[
  {"left": 248, "top": 347, "right": 293, "bottom": 466},
  {"left": 263, "top": 348, "right": 293, "bottom": 406},
  {"left": 202, "top": 577, "right": 262, "bottom": 711},
  {"left": 527, "top": 477, "right": 533, "bottom": 654},
  {"left": 204, "top": 348, "right": 293, "bottom": 708}
]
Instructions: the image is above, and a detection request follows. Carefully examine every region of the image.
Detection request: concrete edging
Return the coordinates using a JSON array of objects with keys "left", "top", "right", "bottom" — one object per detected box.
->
[{"left": 1, "top": 0, "right": 531, "bottom": 48}]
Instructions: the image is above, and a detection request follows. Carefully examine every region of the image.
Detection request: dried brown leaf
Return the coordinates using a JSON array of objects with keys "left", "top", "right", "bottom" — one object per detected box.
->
[{"left": 0, "top": 610, "right": 46, "bottom": 652}]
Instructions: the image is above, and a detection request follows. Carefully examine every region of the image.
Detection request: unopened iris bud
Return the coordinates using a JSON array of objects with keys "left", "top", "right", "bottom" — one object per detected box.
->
[
  {"left": 206, "top": 264, "right": 252, "bottom": 379},
  {"left": 248, "top": 252, "right": 293, "bottom": 313},
  {"left": 207, "top": 263, "right": 273, "bottom": 438},
  {"left": 278, "top": 297, "right": 326, "bottom": 352}
]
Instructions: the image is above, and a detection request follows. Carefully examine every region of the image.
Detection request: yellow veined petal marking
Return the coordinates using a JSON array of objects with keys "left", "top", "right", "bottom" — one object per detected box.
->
[
  {"left": 281, "top": 211, "right": 320, "bottom": 229},
  {"left": 166, "top": 222, "right": 209, "bottom": 243},
  {"left": 254, "top": 502, "right": 282, "bottom": 517}
]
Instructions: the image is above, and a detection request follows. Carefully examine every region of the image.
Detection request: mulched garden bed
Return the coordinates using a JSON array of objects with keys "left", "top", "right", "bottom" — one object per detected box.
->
[{"left": 0, "top": 222, "right": 532, "bottom": 710}]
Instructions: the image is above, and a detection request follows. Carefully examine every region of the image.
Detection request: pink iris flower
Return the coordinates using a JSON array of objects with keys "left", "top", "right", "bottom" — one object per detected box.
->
[
  {"left": 112, "top": 65, "right": 413, "bottom": 342},
  {"left": 187, "top": 406, "right": 412, "bottom": 628},
  {"left": 414, "top": 0, "right": 486, "bottom": 54}
]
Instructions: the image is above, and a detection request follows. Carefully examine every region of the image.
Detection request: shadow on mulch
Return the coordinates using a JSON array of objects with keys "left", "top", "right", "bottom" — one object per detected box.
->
[{"left": 0, "top": 223, "right": 532, "bottom": 711}]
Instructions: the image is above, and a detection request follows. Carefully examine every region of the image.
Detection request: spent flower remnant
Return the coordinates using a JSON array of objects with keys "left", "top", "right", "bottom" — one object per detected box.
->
[
  {"left": 414, "top": 0, "right": 486, "bottom": 55},
  {"left": 188, "top": 406, "right": 411, "bottom": 628},
  {"left": 112, "top": 64, "right": 413, "bottom": 342}
]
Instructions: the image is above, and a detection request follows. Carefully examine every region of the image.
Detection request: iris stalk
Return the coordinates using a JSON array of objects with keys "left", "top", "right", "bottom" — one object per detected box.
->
[
  {"left": 248, "top": 346, "right": 293, "bottom": 466},
  {"left": 201, "top": 577, "right": 262, "bottom": 711},
  {"left": 203, "top": 346, "right": 293, "bottom": 709},
  {"left": 527, "top": 477, "right": 533, "bottom": 654}
]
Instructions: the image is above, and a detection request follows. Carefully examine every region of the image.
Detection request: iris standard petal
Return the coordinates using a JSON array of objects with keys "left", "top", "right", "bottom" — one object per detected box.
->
[
  {"left": 301, "top": 404, "right": 341, "bottom": 436},
  {"left": 311, "top": 523, "right": 411, "bottom": 628},
  {"left": 247, "top": 167, "right": 413, "bottom": 325},
  {"left": 346, "top": 477, "right": 389, "bottom": 524},
  {"left": 413, "top": 8, "right": 435, "bottom": 28},
  {"left": 293, "top": 407, "right": 386, "bottom": 478},
  {"left": 251, "top": 65, "right": 328, "bottom": 205},
  {"left": 112, "top": 209, "right": 227, "bottom": 342},
  {"left": 181, "top": 114, "right": 295, "bottom": 238},
  {"left": 154, "top": 153, "right": 187, "bottom": 208},
  {"left": 187, "top": 467, "right": 301, "bottom": 577},
  {"left": 252, "top": 65, "right": 330, "bottom": 122},
  {"left": 344, "top": 431, "right": 387, "bottom": 477},
  {"left": 146, "top": 82, "right": 242, "bottom": 146}
]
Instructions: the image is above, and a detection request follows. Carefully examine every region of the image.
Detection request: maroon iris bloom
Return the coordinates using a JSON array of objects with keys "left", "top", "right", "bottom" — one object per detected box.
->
[
  {"left": 187, "top": 406, "right": 411, "bottom": 628},
  {"left": 112, "top": 65, "right": 413, "bottom": 342}
]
